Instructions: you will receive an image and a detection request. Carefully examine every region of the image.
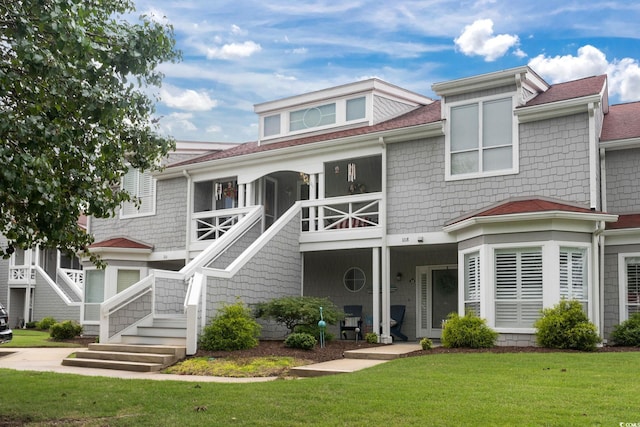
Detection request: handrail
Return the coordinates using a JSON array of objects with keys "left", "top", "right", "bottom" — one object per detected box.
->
[
  {"left": 101, "top": 274, "right": 154, "bottom": 317},
  {"left": 192, "top": 206, "right": 255, "bottom": 241},
  {"left": 34, "top": 266, "right": 80, "bottom": 306},
  {"left": 184, "top": 272, "right": 204, "bottom": 355},
  {"left": 300, "top": 193, "right": 382, "bottom": 232},
  {"left": 58, "top": 268, "right": 83, "bottom": 299}
]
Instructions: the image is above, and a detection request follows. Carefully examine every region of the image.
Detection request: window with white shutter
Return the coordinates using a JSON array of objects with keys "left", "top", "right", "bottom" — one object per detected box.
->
[
  {"left": 495, "top": 248, "right": 542, "bottom": 328},
  {"left": 121, "top": 169, "right": 156, "bottom": 218},
  {"left": 464, "top": 252, "right": 481, "bottom": 316},
  {"left": 625, "top": 257, "right": 640, "bottom": 318},
  {"left": 560, "top": 248, "right": 587, "bottom": 310}
]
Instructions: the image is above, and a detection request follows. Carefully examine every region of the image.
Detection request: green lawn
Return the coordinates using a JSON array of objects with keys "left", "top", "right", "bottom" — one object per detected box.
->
[
  {"left": 0, "top": 329, "right": 83, "bottom": 348},
  {"left": 1, "top": 352, "right": 639, "bottom": 426}
]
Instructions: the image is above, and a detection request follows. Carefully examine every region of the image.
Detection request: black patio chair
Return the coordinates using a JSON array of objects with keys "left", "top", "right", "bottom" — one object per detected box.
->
[
  {"left": 340, "top": 305, "right": 363, "bottom": 340},
  {"left": 390, "top": 305, "right": 408, "bottom": 341}
]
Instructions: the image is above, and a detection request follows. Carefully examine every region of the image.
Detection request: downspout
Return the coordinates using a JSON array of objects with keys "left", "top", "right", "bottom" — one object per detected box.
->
[
  {"left": 598, "top": 146, "right": 607, "bottom": 343},
  {"left": 594, "top": 220, "right": 606, "bottom": 343},
  {"left": 183, "top": 170, "right": 192, "bottom": 266},
  {"left": 588, "top": 102, "right": 599, "bottom": 209}
]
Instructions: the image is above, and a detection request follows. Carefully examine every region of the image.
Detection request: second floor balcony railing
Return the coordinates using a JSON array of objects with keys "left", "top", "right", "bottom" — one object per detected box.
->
[
  {"left": 192, "top": 206, "right": 255, "bottom": 242},
  {"left": 301, "top": 192, "right": 382, "bottom": 233}
]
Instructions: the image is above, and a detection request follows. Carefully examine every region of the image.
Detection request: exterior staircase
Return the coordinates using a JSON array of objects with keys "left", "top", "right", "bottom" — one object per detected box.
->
[
  {"left": 63, "top": 317, "right": 188, "bottom": 372},
  {"left": 62, "top": 343, "right": 186, "bottom": 372}
]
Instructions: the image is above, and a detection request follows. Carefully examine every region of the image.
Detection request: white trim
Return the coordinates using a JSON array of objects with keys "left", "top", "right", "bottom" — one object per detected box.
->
[
  {"left": 514, "top": 95, "right": 601, "bottom": 123},
  {"left": 600, "top": 137, "right": 640, "bottom": 151}
]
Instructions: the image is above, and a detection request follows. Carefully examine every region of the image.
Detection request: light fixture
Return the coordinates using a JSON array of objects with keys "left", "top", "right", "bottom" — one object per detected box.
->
[{"left": 396, "top": 272, "right": 402, "bottom": 282}]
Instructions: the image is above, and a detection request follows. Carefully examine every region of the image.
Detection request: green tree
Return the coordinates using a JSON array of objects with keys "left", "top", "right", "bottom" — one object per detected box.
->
[
  {"left": 255, "top": 296, "right": 343, "bottom": 335},
  {"left": 0, "top": 0, "right": 179, "bottom": 263}
]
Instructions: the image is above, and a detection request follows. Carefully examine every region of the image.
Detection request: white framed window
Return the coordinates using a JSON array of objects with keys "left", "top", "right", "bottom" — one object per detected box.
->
[
  {"left": 619, "top": 255, "right": 640, "bottom": 321},
  {"left": 559, "top": 248, "right": 587, "bottom": 309},
  {"left": 494, "top": 248, "right": 543, "bottom": 328},
  {"left": 290, "top": 103, "right": 336, "bottom": 131},
  {"left": 121, "top": 169, "right": 156, "bottom": 218},
  {"left": 263, "top": 114, "right": 281, "bottom": 137},
  {"left": 346, "top": 97, "right": 366, "bottom": 121},
  {"left": 446, "top": 96, "right": 517, "bottom": 180},
  {"left": 464, "top": 252, "right": 481, "bottom": 315}
]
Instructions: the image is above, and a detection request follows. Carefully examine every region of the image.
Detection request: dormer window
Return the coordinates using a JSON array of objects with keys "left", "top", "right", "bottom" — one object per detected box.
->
[
  {"left": 446, "top": 96, "right": 517, "bottom": 180},
  {"left": 263, "top": 114, "right": 281, "bottom": 137},
  {"left": 290, "top": 103, "right": 336, "bottom": 131},
  {"left": 346, "top": 97, "right": 366, "bottom": 121}
]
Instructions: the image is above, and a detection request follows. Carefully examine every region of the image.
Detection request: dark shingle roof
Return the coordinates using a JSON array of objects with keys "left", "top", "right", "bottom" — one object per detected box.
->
[
  {"left": 89, "top": 237, "right": 153, "bottom": 250},
  {"left": 523, "top": 75, "right": 606, "bottom": 107},
  {"left": 601, "top": 102, "right": 640, "bottom": 141}
]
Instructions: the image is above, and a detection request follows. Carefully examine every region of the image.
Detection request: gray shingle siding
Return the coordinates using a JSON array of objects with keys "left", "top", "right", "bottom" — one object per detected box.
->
[
  {"left": 207, "top": 221, "right": 262, "bottom": 269},
  {"left": 386, "top": 113, "right": 591, "bottom": 234},
  {"left": 90, "top": 176, "right": 188, "bottom": 252},
  {"left": 373, "top": 95, "right": 416, "bottom": 124},
  {"left": 204, "top": 212, "right": 302, "bottom": 339},
  {"left": 605, "top": 148, "right": 640, "bottom": 213},
  {"left": 32, "top": 271, "right": 80, "bottom": 323}
]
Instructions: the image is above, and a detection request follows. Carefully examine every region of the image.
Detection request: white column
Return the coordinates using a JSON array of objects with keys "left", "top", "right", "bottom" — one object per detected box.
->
[
  {"left": 317, "top": 172, "right": 325, "bottom": 230},
  {"left": 372, "top": 247, "right": 380, "bottom": 339},
  {"left": 380, "top": 246, "right": 392, "bottom": 344},
  {"left": 245, "top": 182, "right": 254, "bottom": 206},
  {"left": 309, "top": 173, "right": 317, "bottom": 231},
  {"left": 238, "top": 184, "right": 245, "bottom": 208}
]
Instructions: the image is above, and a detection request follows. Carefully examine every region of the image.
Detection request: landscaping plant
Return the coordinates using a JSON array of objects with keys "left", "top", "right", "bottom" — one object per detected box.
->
[
  {"left": 284, "top": 332, "right": 317, "bottom": 350},
  {"left": 365, "top": 332, "right": 378, "bottom": 344},
  {"left": 611, "top": 312, "right": 640, "bottom": 346},
  {"left": 441, "top": 311, "right": 498, "bottom": 348},
  {"left": 37, "top": 317, "right": 57, "bottom": 331},
  {"left": 255, "top": 296, "right": 343, "bottom": 335},
  {"left": 199, "top": 300, "right": 261, "bottom": 351},
  {"left": 49, "top": 320, "right": 82, "bottom": 341},
  {"left": 420, "top": 337, "right": 433, "bottom": 350},
  {"left": 534, "top": 300, "right": 601, "bottom": 351}
]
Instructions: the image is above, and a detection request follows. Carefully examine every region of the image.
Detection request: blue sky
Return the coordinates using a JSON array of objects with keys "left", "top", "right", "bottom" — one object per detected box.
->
[{"left": 133, "top": 1, "right": 640, "bottom": 143}]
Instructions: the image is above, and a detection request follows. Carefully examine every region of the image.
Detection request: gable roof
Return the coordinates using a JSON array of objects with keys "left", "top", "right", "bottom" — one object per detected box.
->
[
  {"left": 601, "top": 102, "right": 640, "bottom": 142},
  {"left": 523, "top": 75, "right": 606, "bottom": 107}
]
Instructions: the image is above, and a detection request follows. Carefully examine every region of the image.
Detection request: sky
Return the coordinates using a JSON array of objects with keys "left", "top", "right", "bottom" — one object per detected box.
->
[{"left": 132, "top": 1, "right": 640, "bottom": 143}]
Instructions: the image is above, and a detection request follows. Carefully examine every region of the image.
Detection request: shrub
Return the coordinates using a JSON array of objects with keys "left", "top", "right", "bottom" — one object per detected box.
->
[
  {"left": 294, "top": 324, "right": 334, "bottom": 342},
  {"left": 534, "top": 300, "right": 601, "bottom": 351},
  {"left": 255, "top": 296, "right": 343, "bottom": 335},
  {"left": 25, "top": 321, "right": 37, "bottom": 329},
  {"left": 199, "top": 300, "right": 261, "bottom": 351},
  {"left": 365, "top": 332, "right": 378, "bottom": 344},
  {"left": 49, "top": 320, "right": 83, "bottom": 341},
  {"left": 284, "top": 332, "right": 317, "bottom": 350},
  {"left": 611, "top": 312, "right": 640, "bottom": 346},
  {"left": 441, "top": 311, "right": 498, "bottom": 349},
  {"left": 37, "top": 317, "right": 57, "bottom": 330},
  {"left": 420, "top": 337, "right": 433, "bottom": 350}
]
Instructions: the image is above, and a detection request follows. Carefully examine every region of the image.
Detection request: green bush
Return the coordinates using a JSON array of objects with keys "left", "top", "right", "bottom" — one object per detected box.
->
[
  {"left": 420, "top": 337, "right": 433, "bottom": 350},
  {"left": 534, "top": 300, "right": 601, "bottom": 351},
  {"left": 442, "top": 311, "right": 498, "bottom": 349},
  {"left": 365, "top": 332, "right": 378, "bottom": 344},
  {"left": 255, "top": 296, "right": 343, "bottom": 334},
  {"left": 25, "top": 321, "right": 37, "bottom": 329},
  {"left": 37, "top": 317, "right": 57, "bottom": 330},
  {"left": 49, "top": 320, "right": 83, "bottom": 341},
  {"left": 611, "top": 312, "right": 640, "bottom": 346},
  {"left": 199, "top": 300, "right": 261, "bottom": 351},
  {"left": 284, "top": 332, "right": 317, "bottom": 350},
  {"left": 294, "top": 324, "right": 334, "bottom": 342}
]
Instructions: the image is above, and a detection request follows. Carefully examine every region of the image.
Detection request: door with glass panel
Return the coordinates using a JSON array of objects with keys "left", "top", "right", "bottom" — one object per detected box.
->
[{"left": 417, "top": 266, "right": 458, "bottom": 338}]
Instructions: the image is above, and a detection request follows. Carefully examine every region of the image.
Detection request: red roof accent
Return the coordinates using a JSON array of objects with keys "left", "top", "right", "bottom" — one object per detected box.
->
[
  {"left": 607, "top": 214, "right": 640, "bottom": 230},
  {"left": 601, "top": 102, "right": 640, "bottom": 141},
  {"left": 89, "top": 237, "right": 153, "bottom": 250},
  {"left": 168, "top": 101, "right": 442, "bottom": 168},
  {"left": 448, "top": 198, "right": 602, "bottom": 226},
  {"left": 523, "top": 75, "right": 606, "bottom": 107}
]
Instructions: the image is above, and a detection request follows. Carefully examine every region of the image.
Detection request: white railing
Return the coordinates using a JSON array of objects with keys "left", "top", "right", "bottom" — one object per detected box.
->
[
  {"left": 301, "top": 193, "right": 382, "bottom": 232},
  {"left": 184, "top": 272, "right": 205, "bottom": 356},
  {"left": 9, "top": 266, "right": 35, "bottom": 284},
  {"left": 192, "top": 206, "right": 254, "bottom": 242},
  {"left": 60, "top": 268, "right": 84, "bottom": 288}
]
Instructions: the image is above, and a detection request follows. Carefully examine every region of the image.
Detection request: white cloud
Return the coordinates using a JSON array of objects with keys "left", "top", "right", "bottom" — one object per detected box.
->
[
  {"left": 454, "top": 19, "right": 519, "bottom": 62},
  {"left": 529, "top": 45, "right": 640, "bottom": 102},
  {"left": 159, "top": 85, "right": 218, "bottom": 111},
  {"left": 230, "top": 24, "right": 247, "bottom": 36},
  {"left": 159, "top": 112, "right": 198, "bottom": 135},
  {"left": 206, "top": 41, "right": 262, "bottom": 59},
  {"left": 206, "top": 125, "right": 222, "bottom": 133}
]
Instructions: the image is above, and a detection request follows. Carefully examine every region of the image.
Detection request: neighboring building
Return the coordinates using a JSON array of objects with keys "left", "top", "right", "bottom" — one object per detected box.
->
[{"left": 4, "top": 66, "right": 640, "bottom": 353}]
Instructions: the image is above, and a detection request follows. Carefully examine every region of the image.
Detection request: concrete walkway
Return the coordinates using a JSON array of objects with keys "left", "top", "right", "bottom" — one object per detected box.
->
[{"left": 0, "top": 343, "right": 422, "bottom": 382}]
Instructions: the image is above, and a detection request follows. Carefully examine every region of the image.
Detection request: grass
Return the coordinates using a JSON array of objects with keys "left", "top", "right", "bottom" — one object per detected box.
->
[
  {"left": 1, "top": 352, "right": 640, "bottom": 426},
  {"left": 163, "top": 356, "right": 309, "bottom": 377},
  {"left": 0, "top": 329, "right": 84, "bottom": 348}
]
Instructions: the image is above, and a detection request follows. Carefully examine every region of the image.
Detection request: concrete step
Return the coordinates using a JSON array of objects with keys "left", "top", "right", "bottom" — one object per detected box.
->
[
  {"left": 134, "top": 326, "right": 187, "bottom": 338},
  {"left": 61, "top": 343, "right": 186, "bottom": 372},
  {"left": 62, "top": 357, "right": 165, "bottom": 372},
  {"left": 151, "top": 317, "right": 187, "bottom": 328},
  {"left": 120, "top": 335, "right": 186, "bottom": 346}
]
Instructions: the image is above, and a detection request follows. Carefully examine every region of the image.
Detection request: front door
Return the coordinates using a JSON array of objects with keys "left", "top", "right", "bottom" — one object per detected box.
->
[
  {"left": 264, "top": 177, "right": 278, "bottom": 228},
  {"left": 417, "top": 265, "right": 458, "bottom": 338}
]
